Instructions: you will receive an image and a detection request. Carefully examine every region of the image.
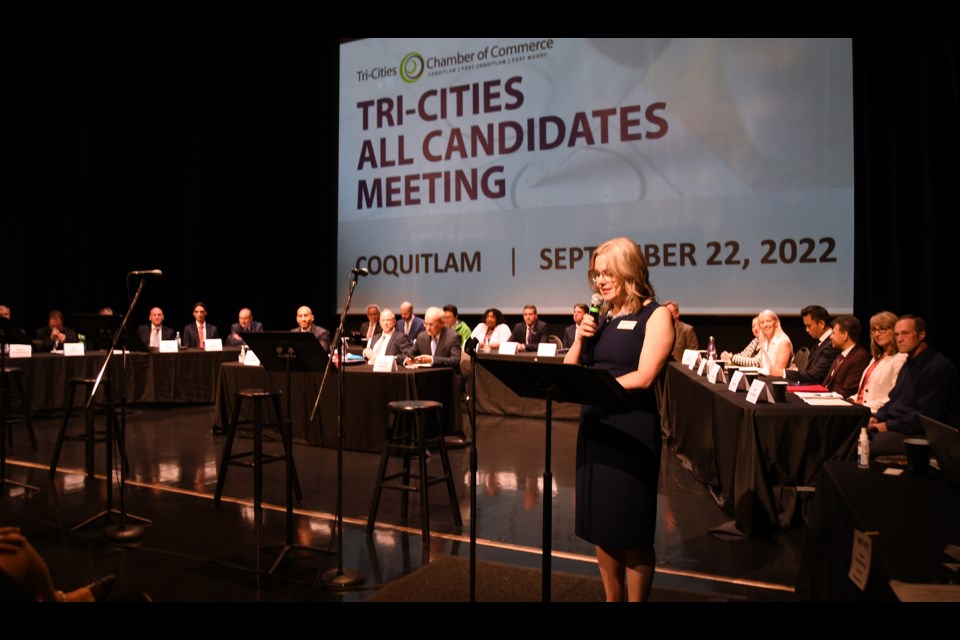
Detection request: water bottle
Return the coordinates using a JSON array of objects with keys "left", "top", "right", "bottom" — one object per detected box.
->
[
  {"left": 175, "top": 331, "right": 181, "bottom": 350},
  {"left": 858, "top": 427, "right": 870, "bottom": 468},
  {"left": 239, "top": 344, "right": 247, "bottom": 364},
  {"left": 707, "top": 336, "right": 716, "bottom": 361}
]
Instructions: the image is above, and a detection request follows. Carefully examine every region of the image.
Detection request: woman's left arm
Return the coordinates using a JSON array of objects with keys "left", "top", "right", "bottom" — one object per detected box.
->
[{"left": 617, "top": 306, "right": 675, "bottom": 390}]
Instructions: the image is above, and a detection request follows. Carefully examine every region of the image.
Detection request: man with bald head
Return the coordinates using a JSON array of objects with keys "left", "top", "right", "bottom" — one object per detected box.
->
[
  {"left": 396, "top": 301, "right": 425, "bottom": 341},
  {"left": 292, "top": 305, "right": 332, "bottom": 352},
  {"left": 137, "top": 307, "right": 176, "bottom": 349},
  {"left": 404, "top": 306, "right": 461, "bottom": 371},
  {"left": 226, "top": 308, "right": 264, "bottom": 346}
]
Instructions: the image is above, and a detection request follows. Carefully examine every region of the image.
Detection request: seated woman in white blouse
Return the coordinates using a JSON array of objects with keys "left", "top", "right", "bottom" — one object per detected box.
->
[
  {"left": 757, "top": 309, "right": 792, "bottom": 372},
  {"left": 721, "top": 316, "right": 761, "bottom": 367},
  {"left": 470, "top": 308, "right": 512, "bottom": 352},
  {"left": 848, "top": 310, "right": 907, "bottom": 413}
]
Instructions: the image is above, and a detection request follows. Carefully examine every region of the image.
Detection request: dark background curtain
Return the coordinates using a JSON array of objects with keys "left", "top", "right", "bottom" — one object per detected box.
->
[{"left": 2, "top": 39, "right": 958, "bottom": 368}]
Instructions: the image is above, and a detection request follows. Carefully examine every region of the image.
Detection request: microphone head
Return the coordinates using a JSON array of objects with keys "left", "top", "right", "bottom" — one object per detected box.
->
[
  {"left": 589, "top": 293, "right": 603, "bottom": 312},
  {"left": 352, "top": 267, "right": 370, "bottom": 277}
]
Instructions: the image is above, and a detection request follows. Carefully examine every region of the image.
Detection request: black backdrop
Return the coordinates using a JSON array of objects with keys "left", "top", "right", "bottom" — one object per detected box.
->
[{"left": 2, "top": 39, "right": 958, "bottom": 367}]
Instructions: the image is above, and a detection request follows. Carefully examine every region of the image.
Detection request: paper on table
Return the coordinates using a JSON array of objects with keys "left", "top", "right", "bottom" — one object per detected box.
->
[
  {"left": 803, "top": 398, "right": 852, "bottom": 406},
  {"left": 794, "top": 391, "right": 843, "bottom": 399},
  {"left": 889, "top": 580, "right": 960, "bottom": 602}
]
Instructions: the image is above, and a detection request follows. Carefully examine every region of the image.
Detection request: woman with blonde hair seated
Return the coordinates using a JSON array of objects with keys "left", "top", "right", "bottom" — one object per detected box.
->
[
  {"left": 849, "top": 311, "right": 906, "bottom": 412},
  {"left": 757, "top": 309, "right": 792, "bottom": 372}
]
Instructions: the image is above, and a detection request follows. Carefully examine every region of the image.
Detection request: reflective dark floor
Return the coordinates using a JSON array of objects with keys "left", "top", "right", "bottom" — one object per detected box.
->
[{"left": 1, "top": 405, "right": 804, "bottom": 603}]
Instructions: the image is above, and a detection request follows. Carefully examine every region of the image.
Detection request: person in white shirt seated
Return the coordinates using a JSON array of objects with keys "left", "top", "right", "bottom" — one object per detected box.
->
[
  {"left": 362, "top": 308, "right": 412, "bottom": 363},
  {"left": 756, "top": 309, "right": 793, "bottom": 372},
  {"left": 470, "top": 308, "right": 512, "bottom": 352},
  {"left": 849, "top": 310, "right": 907, "bottom": 412}
]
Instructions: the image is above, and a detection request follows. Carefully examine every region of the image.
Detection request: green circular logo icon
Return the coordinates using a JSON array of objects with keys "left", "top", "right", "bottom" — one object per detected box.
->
[{"left": 400, "top": 52, "right": 425, "bottom": 83}]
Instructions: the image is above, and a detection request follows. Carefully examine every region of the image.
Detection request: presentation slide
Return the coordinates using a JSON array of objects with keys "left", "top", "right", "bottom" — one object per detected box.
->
[{"left": 338, "top": 38, "right": 854, "bottom": 315}]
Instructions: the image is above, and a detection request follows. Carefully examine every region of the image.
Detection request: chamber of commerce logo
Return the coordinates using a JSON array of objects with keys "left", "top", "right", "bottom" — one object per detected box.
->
[{"left": 399, "top": 52, "right": 424, "bottom": 83}]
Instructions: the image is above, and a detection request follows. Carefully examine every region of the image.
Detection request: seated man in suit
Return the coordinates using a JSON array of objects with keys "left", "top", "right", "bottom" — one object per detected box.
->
[
  {"left": 362, "top": 308, "right": 412, "bottom": 362},
  {"left": 358, "top": 304, "right": 382, "bottom": 347},
  {"left": 563, "top": 303, "right": 589, "bottom": 349},
  {"left": 225, "top": 308, "right": 263, "bottom": 346},
  {"left": 404, "top": 306, "right": 461, "bottom": 371},
  {"left": 292, "top": 305, "right": 332, "bottom": 352},
  {"left": 510, "top": 304, "right": 549, "bottom": 352},
  {"left": 870, "top": 315, "right": 960, "bottom": 454},
  {"left": 181, "top": 301, "right": 220, "bottom": 349},
  {"left": 822, "top": 314, "right": 871, "bottom": 398},
  {"left": 769, "top": 304, "right": 840, "bottom": 382},
  {"left": 34, "top": 310, "right": 79, "bottom": 351},
  {"left": 663, "top": 300, "right": 699, "bottom": 362},
  {"left": 137, "top": 307, "right": 176, "bottom": 349},
  {"left": 396, "top": 301, "right": 425, "bottom": 342}
]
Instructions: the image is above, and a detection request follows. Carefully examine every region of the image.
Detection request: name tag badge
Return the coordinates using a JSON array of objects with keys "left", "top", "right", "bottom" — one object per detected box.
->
[{"left": 617, "top": 320, "right": 637, "bottom": 330}]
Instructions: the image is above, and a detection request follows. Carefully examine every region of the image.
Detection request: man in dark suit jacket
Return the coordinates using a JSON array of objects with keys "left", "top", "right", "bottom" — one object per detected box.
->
[
  {"left": 823, "top": 315, "right": 871, "bottom": 398},
  {"left": 358, "top": 304, "right": 382, "bottom": 346},
  {"left": 510, "top": 304, "right": 549, "bottom": 352},
  {"left": 181, "top": 301, "right": 220, "bottom": 349},
  {"left": 396, "top": 301, "right": 425, "bottom": 342},
  {"left": 34, "top": 310, "right": 78, "bottom": 351},
  {"left": 563, "top": 303, "right": 589, "bottom": 349},
  {"left": 292, "top": 305, "right": 332, "bottom": 352},
  {"left": 137, "top": 306, "right": 176, "bottom": 348},
  {"left": 362, "top": 308, "right": 412, "bottom": 362},
  {"left": 404, "top": 306, "right": 461, "bottom": 371},
  {"left": 225, "top": 308, "right": 264, "bottom": 346},
  {"left": 771, "top": 305, "right": 840, "bottom": 382}
]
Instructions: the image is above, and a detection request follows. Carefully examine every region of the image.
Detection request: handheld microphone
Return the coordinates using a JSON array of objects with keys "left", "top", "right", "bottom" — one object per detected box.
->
[
  {"left": 351, "top": 267, "right": 370, "bottom": 277},
  {"left": 589, "top": 293, "right": 603, "bottom": 324},
  {"left": 129, "top": 269, "right": 162, "bottom": 277}
]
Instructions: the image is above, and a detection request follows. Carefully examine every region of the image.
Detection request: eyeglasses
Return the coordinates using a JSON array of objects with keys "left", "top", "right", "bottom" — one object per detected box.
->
[
  {"left": 588, "top": 270, "right": 615, "bottom": 282},
  {"left": 871, "top": 326, "right": 892, "bottom": 334}
]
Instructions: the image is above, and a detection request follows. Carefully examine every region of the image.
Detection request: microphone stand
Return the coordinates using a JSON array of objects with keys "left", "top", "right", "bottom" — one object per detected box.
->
[
  {"left": 463, "top": 337, "right": 480, "bottom": 602},
  {"left": 310, "top": 270, "right": 363, "bottom": 588},
  {"left": 77, "top": 274, "right": 151, "bottom": 539},
  {"left": 0, "top": 318, "right": 39, "bottom": 498}
]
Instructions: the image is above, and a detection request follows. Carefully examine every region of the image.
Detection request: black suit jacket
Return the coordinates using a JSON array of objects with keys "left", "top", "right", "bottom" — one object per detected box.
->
[
  {"left": 359, "top": 321, "right": 383, "bottom": 345},
  {"left": 367, "top": 330, "right": 413, "bottom": 361},
  {"left": 785, "top": 335, "right": 840, "bottom": 384},
  {"left": 34, "top": 326, "right": 79, "bottom": 351},
  {"left": 410, "top": 327, "right": 461, "bottom": 370},
  {"left": 137, "top": 324, "right": 176, "bottom": 347},
  {"left": 823, "top": 344, "right": 871, "bottom": 398},
  {"left": 511, "top": 320, "right": 549, "bottom": 351},
  {"left": 226, "top": 321, "right": 264, "bottom": 346},
  {"left": 563, "top": 324, "right": 578, "bottom": 349},
  {"left": 181, "top": 322, "right": 220, "bottom": 349}
]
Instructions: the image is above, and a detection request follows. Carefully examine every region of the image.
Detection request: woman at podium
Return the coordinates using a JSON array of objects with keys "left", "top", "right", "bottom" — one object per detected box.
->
[{"left": 563, "top": 237, "right": 674, "bottom": 602}]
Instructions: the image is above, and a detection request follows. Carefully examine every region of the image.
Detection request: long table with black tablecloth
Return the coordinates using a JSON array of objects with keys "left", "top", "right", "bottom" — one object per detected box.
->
[
  {"left": 9, "top": 348, "right": 244, "bottom": 412},
  {"left": 213, "top": 362, "right": 460, "bottom": 453},
  {"left": 468, "top": 351, "right": 580, "bottom": 420},
  {"left": 796, "top": 460, "right": 960, "bottom": 601},
  {"left": 662, "top": 362, "right": 871, "bottom": 535}
]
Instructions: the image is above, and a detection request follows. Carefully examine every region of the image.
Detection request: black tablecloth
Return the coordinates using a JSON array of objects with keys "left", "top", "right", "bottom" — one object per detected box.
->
[
  {"left": 796, "top": 460, "right": 960, "bottom": 600},
  {"left": 213, "top": 362, "right": 459, "bottom": 452},
  {"left": 664, "top": 363, "right": 871, "bottom": 535},
  {"left": 12, "top": 348, "right": 243, "bottom": 411}
]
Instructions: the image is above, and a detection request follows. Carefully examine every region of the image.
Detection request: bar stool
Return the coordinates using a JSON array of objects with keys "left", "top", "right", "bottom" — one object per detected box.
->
[
  {"left": 2, "top": 367, "right": 37, "bottom": 451},
  {"left": 214, "top": 388, "right": 302, "bottom": 511},
  {"left": 366, "top": 400, "right": 462, "bottom": 543},
  {"left": 49, "top": 377, "right": 120, "bottom": 479}
]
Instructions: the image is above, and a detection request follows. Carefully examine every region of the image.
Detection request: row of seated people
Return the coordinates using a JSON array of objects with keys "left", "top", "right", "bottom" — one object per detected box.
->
[{"left": 718, "top": 305, "right": 960, "bottom": 456}]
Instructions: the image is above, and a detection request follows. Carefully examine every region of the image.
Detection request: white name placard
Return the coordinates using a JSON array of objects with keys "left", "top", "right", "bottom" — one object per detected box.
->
[
  {"left": 373, "top": 355, "right": 398, "bottom": 372},
  {"left": 8, "top": 344, "right": 32, "bottom": 358},
  {"left": 537, "top": 342, "right": 557, "bottom": 357},
  {"left": 204, "top": 339, "right": 222, "bottom": 352},
  {"left": 159, "top": 340, "right": 178, "bottom": 353},
  {"left": 498, "top": 342, "right": 517, "bottom": 355},
  {"left": 64, "top": 343, "right": 85, "bottom": 357},
  {"left": 746, "top": 379, "right": 775, "bottom": 404}
]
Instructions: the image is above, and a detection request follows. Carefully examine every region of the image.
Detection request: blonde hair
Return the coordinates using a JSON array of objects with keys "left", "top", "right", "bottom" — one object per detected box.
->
[
  {"left": 869, "top": 310, "right": 898, "bottom": 359},
  {"left": 589, "top": 237, "right": 656, "bottom": 316}
]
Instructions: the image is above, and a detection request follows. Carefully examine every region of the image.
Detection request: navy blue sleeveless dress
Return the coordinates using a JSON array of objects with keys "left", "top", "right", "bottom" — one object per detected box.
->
[{"left": 575, "top": 303, "right": 662, "bottom": 549}]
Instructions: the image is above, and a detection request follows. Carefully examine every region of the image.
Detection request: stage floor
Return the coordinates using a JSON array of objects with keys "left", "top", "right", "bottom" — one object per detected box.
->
[{"left": 1, "top": 404, "right": 804, "bottom": 604}]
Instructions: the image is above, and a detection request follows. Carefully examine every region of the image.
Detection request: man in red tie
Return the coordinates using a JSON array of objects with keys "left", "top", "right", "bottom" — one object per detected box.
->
[
  {"left": 181, "top": 302, "right": 219, "bottom": 349},
  {"left": 822, "top": 314, "right": 870, "bottom": 398},
  {"left": 510, "top": 304, "right": 549, "bottom": 352}
]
